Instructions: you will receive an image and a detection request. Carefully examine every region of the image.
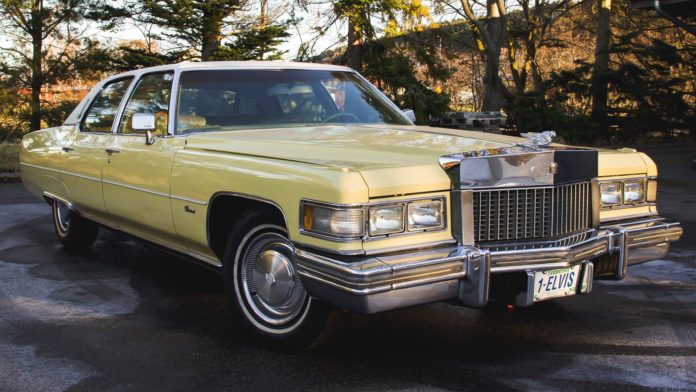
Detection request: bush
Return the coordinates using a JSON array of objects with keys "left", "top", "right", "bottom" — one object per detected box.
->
[{"left": 0, "top": 142, "right": 19, "bottom": 172}]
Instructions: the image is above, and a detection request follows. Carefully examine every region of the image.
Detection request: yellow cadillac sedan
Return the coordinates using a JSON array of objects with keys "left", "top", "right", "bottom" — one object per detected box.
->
[{"left": 19, "top": 62, "right": 683, "bottom": 348}]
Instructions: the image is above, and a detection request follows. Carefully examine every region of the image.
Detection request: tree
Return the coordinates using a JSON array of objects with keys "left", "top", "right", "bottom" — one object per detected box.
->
[
  {"left": 92, "top": 0, "right": 243, "bottom": 61},
  {"left": 591, "top": 0, "right": 612, "bottom": 131},
  {"left": 0, "top": 0, "right": 93, "bottom": 131},
  {"left": 447, "top": 0, "right": 508, "bottom": 111},
  {"left": 213, "top": 24, "right": 290, "bottom": 60}
]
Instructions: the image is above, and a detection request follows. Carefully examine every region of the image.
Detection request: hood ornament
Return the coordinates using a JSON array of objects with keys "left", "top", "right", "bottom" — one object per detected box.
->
[{"left": 520, "top": 130, "right": 556, "bottom": 147}]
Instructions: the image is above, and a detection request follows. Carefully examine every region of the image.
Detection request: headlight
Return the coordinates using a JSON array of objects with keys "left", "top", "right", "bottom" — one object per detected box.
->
[
  {"left": 407, "top": 200, "right": 443, "bottom": 231},
  {"left": 368, "top": 205, "right": 404, "bottom": 236},
  {"left": 623, "top": 180, "right": 645, "bottom": 203},
  {"left": 302, "top": 204, "right": 364, "bottom": 238},
  {"left": 301, "top": 197, "right": 445, "bottom": 240},
  {"left": 600, "top": 182, "right": 622, "bottom": 206}
]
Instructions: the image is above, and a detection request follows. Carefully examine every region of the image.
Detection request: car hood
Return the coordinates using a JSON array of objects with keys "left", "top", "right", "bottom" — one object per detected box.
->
[
  {"left": 183, "top": 125, "right": 649, "bottom": 197},
  {"left": 183, "top": 125, "right": 518, "bottom": 196}
]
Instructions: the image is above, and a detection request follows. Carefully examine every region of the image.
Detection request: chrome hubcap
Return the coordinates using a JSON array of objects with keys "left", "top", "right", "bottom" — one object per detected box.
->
[
  {"left": 241, "top": 232, "right": 307, "bottom": 325},
  {"left": 56, "top": 201, "right": 72, "bottom": 233}
]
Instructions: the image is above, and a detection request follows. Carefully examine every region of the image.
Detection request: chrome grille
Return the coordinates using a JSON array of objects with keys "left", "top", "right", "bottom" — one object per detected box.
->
[{"left": 473, "top": 182, "right": 592, "bottom": 242}]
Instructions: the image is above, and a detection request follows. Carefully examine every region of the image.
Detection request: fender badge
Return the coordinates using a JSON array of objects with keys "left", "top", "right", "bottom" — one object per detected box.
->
[
  {"left": 549, "top": 162, "right": 559, "bottom": 175},
  {"left": 184, "top": 205, "right": 196, "bottom": 214}
]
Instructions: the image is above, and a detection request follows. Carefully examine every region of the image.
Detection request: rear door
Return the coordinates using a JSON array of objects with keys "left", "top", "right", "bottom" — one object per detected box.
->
[
  {"left": 63, "top": 77, "right": 134, "bottom": 219},
  {"left": 101, "top": 71, "right": 186, "bottom": 248}
]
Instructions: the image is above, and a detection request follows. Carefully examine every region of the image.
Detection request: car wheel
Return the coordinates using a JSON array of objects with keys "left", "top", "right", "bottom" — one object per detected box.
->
[
  {"left": 223, "top": 210, "right": 344, "bottom": 350},
  {"left": 52, "top": 199, "right": 99, "bottom": 251}
]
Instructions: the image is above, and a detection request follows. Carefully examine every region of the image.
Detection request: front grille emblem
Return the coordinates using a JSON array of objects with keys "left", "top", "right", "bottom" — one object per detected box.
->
[{"left": 549, "top": 162, "right": 559, "bottom": 175}]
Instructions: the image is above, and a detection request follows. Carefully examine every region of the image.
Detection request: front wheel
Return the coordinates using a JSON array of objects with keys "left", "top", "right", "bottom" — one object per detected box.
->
[
  {"left": 223, "top": 210, "right": 343, "bottom": 350},
  {"left": 52, "top": 199, "right": 99, "bottom": 251}
]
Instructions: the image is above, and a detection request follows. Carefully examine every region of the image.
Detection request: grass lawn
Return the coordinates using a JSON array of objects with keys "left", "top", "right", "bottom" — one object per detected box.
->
[{"left": 0, "top": 142, "right": 19, "bottom": 172}]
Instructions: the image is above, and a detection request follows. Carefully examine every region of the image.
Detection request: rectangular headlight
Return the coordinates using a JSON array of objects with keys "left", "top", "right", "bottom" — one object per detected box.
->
[
  {"left": 302, "top": 203, "right": 364, "bottom": 238},
  {"left": 368, "top": 205, "right": 404, "bottom": 236},
  {"left": 407, "top": 200, "right": 443, "bottom": 231},
  {"left": 600, "top": 182, "right": 622, "bottom": 206},
  {"left": 623, "top": 180, "right": 645, "bottom": 203}
]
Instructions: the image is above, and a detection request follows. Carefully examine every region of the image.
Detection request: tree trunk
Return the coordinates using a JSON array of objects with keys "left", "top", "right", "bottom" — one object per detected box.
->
[
  {"left": 481, "top": 0, "right": 505, "bottom": 112},
  {"left": 591, "top": 0, "right": 612, "bottom": 131},
  {"left": 29, "top": 0, "right": 43, "bottom": 132},
  {"left": 346, "top": 19, "right": 362, "bottom": 72},
  {"left": 200, "top": 8, "right": 223, "bottom": 61}
]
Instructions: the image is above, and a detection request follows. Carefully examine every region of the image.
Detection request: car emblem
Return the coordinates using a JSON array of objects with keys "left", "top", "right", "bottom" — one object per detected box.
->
[
  {"left": 549, "top": 162, "right": 559, "bottom": 175},
  {"left": 520, "top": 130, "right": 556, "bottom": 147},
  {"left": 265, "top": 272, "right": 276, "bottom": 287}
]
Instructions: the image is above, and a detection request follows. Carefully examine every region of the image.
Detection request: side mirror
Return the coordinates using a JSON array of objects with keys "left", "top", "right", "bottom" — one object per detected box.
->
[
  {"left": 132, "top": 112, "right": 156, "bottom": 131},
  {"left": 402, "top": 109, "right": 416, "bottom": 123},
  {"left": 145, "top": 130, "right": 155, "bottom": 145}
]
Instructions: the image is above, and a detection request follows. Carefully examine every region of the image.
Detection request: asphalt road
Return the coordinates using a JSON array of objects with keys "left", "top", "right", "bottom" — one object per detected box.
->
[{"left": 1, "top": 147, "right": 695, "bottom": 392}]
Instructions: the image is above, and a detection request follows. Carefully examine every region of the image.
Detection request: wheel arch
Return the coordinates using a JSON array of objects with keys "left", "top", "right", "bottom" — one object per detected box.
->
[{"left": 206, "top": 192, "right": 289, "bottom": 262}]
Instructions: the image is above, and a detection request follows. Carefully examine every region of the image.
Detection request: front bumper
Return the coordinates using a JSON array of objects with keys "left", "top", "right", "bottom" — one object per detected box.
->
[{"left": 294, "top": 217, "right": 682, "bottom": 314}]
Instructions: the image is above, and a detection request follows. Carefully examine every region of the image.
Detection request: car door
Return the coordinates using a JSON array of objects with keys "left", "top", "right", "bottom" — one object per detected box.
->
[
  {"left": 101, "top": 71, "right": 186, "bottom": 248},
  {"left": 62, "top": 76, "right": 134, "bottom": 219}
]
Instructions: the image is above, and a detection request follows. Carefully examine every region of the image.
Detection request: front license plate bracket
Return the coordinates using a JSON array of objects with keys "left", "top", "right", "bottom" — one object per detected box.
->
[{"left": 515, "top": 263, "right": 586, "bottom": 306}]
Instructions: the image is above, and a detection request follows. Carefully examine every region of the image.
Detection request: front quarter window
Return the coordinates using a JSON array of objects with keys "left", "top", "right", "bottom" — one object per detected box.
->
[
  {"left": 119, "top": 72, "right": 174, "bottom": 135},
  {"left": 81, "top": 77, "right": 133, "bottom": 133}
]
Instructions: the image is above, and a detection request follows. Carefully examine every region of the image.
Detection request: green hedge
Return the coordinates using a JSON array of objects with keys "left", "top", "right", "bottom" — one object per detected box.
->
[{"left": 0, "top": 142, "right": 19, "bottom": 172}]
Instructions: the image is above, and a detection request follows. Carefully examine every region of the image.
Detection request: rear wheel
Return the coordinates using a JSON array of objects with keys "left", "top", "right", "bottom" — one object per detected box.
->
[
  {"left": 51, "top": 199, "right": 98, "bottom": 251},
  {"left": 223, "top": 210, "right": 343, "bottom": 350}
]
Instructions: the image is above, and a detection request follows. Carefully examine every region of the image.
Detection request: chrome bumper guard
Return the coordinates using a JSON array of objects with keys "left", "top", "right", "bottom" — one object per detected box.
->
[{"left": 294, "top": 217, "right": 682, "bottom": 314}]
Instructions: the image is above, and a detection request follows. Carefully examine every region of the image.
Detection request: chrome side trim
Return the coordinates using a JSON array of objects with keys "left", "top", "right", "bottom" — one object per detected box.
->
[
  {"left": 81, "top": 210, "right": 222, "bottom": 268},
  {"left": 42, "top": 192, "right": 74, "bottom": 210},
  {"left": 61, "top": 170, "right": 101, "bottom": 182},
  {"left": 102, "top": 179, "right": 170, "bottom": 198},
  {"left": 20, "top": 162, "right": 101, "bottom": 182},
  {"left": 23, "top": 162, "right": 208, "bottom": 205},
  {"left": 169, "top": 194, "right": 208, "bottom": 205},
  {"left": 21, "top": 162, "right": 61, "bottom": 174}
]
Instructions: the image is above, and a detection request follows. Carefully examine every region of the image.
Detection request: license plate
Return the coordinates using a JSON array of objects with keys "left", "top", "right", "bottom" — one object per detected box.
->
[{"left": 533, "top": 265, "right": 581, "bottom": 302}]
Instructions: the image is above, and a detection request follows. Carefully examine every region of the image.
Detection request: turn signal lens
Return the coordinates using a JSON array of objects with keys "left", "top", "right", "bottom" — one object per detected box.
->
[
  {"left": 647, "top": 180, "right": 657, "bottom": 202},
  {"left": 302, "top": 203, "right": 364, "bottom": 238}
]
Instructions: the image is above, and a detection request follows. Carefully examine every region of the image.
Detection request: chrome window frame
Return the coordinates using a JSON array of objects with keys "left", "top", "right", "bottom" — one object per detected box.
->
[
  {"left": 78, "top": 76, "right": 136, "bottom": 134},
  {"left": 112, "top": 69, "right": 177, "bottom": 137}
]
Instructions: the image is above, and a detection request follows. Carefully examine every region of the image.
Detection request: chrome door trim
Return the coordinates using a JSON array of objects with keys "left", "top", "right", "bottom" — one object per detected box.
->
[
  {"left": 20, "top": 162, "right": 100, "bottom": 182},
  {"left": 102, "top": 179, "right": 170, "bottom": 198},
  {"left": 170, "top": 194, "right": 208, "bottom": 205}
]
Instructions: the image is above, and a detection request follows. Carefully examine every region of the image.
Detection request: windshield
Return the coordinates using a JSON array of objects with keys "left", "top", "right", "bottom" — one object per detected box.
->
[{"left": 175, "top": 69, "right": 410, "bottom": 134}]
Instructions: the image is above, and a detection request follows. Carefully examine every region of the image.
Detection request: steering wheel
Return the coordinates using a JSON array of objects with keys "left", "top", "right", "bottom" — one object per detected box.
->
[{"left": 321, "top": 112, "right": 359, "bottom": 123}]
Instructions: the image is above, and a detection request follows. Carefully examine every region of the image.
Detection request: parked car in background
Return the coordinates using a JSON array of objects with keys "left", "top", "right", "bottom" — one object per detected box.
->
[{"left": 19, "top": 62, "right": 683, "bottom": 348}]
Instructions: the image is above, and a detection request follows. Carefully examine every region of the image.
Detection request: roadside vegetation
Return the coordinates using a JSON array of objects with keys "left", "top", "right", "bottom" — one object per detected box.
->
[
  {"left": 0, "top": 142, "right": 19, "bottom": 173},
  {"left": 0, "top": 0, "right": 693, "bottom": 146}
]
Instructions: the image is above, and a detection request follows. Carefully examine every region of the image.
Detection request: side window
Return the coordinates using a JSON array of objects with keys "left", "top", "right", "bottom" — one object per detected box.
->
[
  {"left": 81, "top": 77, "right": 133, "bottom": 133},
  {"left": 118, "top": 72, "right": 174, "bottom": 135}
]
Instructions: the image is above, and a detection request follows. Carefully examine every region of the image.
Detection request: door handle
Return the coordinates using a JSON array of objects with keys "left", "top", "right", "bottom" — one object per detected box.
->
[
  {"left": 62, "top": 146, "right": 74, "bottom": 152},
  {"left": 105, "top": 148, "right": 120, "bottom": 155}
]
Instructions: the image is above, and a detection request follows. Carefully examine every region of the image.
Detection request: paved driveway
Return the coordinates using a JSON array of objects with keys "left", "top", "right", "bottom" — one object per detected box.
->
[{"left": 0, "top": 147, "right": 694, "bottom": 391}]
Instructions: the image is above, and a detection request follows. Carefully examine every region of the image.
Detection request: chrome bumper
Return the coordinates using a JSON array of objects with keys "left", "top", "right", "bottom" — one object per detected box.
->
[{"left": 294, "top": 217, "right": 682, "bottom": 314}]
